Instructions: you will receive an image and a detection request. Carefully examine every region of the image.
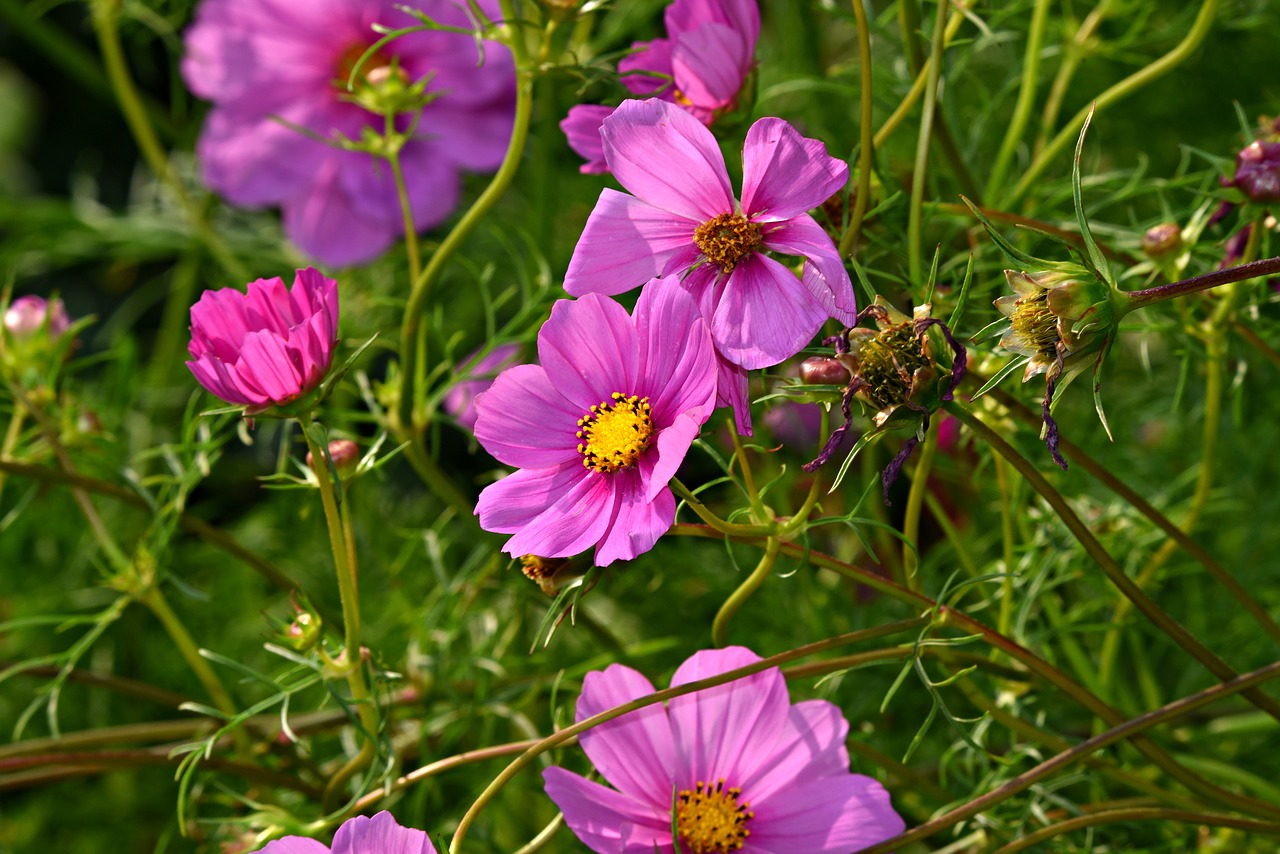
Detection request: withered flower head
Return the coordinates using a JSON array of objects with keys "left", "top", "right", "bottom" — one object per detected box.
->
[{"left": 804, "top": 296, "right": 966, "bottom": 503}]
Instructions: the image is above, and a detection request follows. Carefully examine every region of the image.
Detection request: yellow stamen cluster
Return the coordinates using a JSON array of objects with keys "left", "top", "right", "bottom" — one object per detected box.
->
[
  {"left": 858, "top": 323, "right": 931, "bottom": 412},
  {"left": 576, "top": 393, "right": 653, "bottom": 473},
  {"left": 694, "top": 213, "right": 763, "bottom": 273},
  {"left": 1008, "top": 289, "right": 1061, "bottom": 360},
  {"left": 675, "top": 779, "right": 753, "bottom": 853}
]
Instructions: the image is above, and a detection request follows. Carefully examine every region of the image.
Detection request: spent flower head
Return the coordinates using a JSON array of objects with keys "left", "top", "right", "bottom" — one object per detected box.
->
[{"left": 543, "top": 645, "right": 905, "bottom": 853}]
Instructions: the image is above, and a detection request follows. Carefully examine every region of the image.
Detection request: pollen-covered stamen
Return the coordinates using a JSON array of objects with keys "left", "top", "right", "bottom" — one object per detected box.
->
[
  {"left": 675, "top": 779, "right": 753, "bottom": 854},
  {"left": 576, "top": 392, "right": 653, "bottom": 473},
  {"left": 694, "top": 213, "right": 763, "bottom": 273},
  {"left": 1009, "top": 290, "right": 1060, "bottom": 360},
  {"left": 858, "top": 323, "right": 931, "bottom": 411}
]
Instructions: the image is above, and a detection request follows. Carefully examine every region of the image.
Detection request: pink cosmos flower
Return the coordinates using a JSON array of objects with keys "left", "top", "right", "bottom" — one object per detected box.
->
[
  {"left": 564, "top": 99, "right": 855, "bottom": 430},
  {"left": 543, "top": 646, "right": 906, "bottom": 853},
  {"left": 562, "top": 0, "right": 759, "bottom": 174},
  {"left": 443, "top": 342, "right": 522, "bottom": 431},
  {"left": 4, "top": 296, "right": 71, "bottom": 340},
  {"left": 187, "top": 267, "right": 339, "bottom": 412},
  {"left": 254, "top": 811, "right": 436, "bottom": 853},
  {"left": 182, "top": 0, "right": 514, "bottom": 266},
  {"left": 473, "top": 277, "right": 716, "bottom": 566}
]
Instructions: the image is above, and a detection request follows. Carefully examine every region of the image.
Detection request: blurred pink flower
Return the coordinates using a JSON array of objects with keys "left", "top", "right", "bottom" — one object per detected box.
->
[
  {"left": 543, "top": 645, "right": 906, "bottom": 853},
  {"left": 563, "top": 0, "right": 759, "bottom": 174},
  {"left": 443, "top": 342, "right": 522, "bottom": 430},
  {"left": 3, "top": 295, "right": 70, "bottom": 340},
  {"left": 254, "top": 811, "right": 435, "bottom": 853},
  {"left": 187, "top": 267, "right": 338, "bottom": 412},
  {"left": 182, "top": 0, "right": 514, "bottom": 266},
  {"left": 473, "top": 277, "right": 717, "bottom": 566},
  {"left": 564, "top": 99, "right": 854, "bottom": 429}
]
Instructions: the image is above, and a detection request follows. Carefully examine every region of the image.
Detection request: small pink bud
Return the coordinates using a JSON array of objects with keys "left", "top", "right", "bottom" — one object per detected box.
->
[
  {"left": 1142, "top": 223, "right": 1182, "bottom": 259},
  {"left": 306, "top": 439, "right": 361, "bottom": 477},
  {"left": 4, "top": 295, "right": 70, "bottom": 340},
  {"left": 800, "top": 356, "right": 851, "bottom": 386}
]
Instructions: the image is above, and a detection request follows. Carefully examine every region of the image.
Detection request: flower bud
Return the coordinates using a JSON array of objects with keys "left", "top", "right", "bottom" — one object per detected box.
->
[
  {"left": 306, "top": 439, "right": 361, "bottom": 479},
  {"left": 799, "top": 356, "right": 850, "bottom": 386},
  {"left": 1142, "top": 223, "right": 1182, "bottom": 259},
  {"left": 1231, "top": 140, "right": 1280, "bottom": 203},
  {"left": 280, "top": 594, "right": 323, "bottom": 652},
  {"left": 4, "top": 295, "right": 70, "bottom": 340}
]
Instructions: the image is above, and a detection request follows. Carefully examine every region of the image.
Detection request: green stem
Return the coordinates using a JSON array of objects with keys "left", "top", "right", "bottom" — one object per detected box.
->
[
  {"left": 447, "top": 620, "right": 928, "bottom": 852},
  {"left": 1010, "top": 0, "right": 1220, "bottom": 205},
  {"left": 858, "top": 660, "right": 1280, "bottom": 853},
  {"left": 670, "top": 524, "right": 1280, "bottom": 817},
  {"left": 669, "top": 477, "right": 773, "bottom": 538},
  {"left": 711, "top": 536, "right": 780, "bottom": 647},
  {"left": 994, "top": 808, "right": 1280, "bottom": 854},
  {"left": 396, "top": 0, "right": 534, "bottom": 434},
  {"left": 907, "top": 0, "right": 949, "bottom": 288},
  {"left": 728, "top": 422, "right": 767, "bottom": 523},
  {"left": 993, "top": 455, "right": 1018, "bottom": 637},
  {"left": 1123, "top": 254, "right": 1280, "bottom": 311},
  {"left": 138, "top": 588, "right": 238, "bottom": 725},
  {"left": 872, "top": 8, "right": 966, "bottom": 151},
  {"left": 298, "top": 418, "right": 380, "bottom": 805},
  {"left": 0, "top": 407, "right": 25, "bottom": 505},
  {"left": 89, "top": 0, "right": 247, "bottom": 281},
  {"left": 947, "top": 401, "right": 1280, "bottom": 724},
  {"left": 837, "top": 0, "right": 876, "bottom": 258},
  {"left": 384, "top": 127, "right": 423, "bottom": 286},
  {"left": 985, "top": 0, "right": 1051, "bottom": 199},
  {"left": 900, "top": 417, "right": 939, "bottom": 590},
  {"left": 1034, "top": 0, "right": 1115, "bottom": 160}
]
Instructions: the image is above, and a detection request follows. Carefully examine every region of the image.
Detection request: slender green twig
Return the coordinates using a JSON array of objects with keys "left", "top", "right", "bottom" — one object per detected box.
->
[
  {"left": 907, "top": 0, "right": 948, "bottom": 287},
  {"left": 669, "top": 477, "right": 773, "bottom": 538},
  {"left": 1034, "top": 0, "right": 1116, "bottom": 160},
  {"left": 711, "top": 536, "right": 780, "bottom": 647},
  {"left": 872, "top": 8, "right": 965, "bottom": 150},
  {"left": 837, "top": 0, "right": 876, "bottom": 257},
  {"left": 985, "top": 0, "right": 1051, "bottom": 199},
  {"left": 138, "top": 587, "right": 238, "bottom": 723},
  {"left": 994, "top": 808, "right": 1280, "bottom": 853},
  {"left": 858, "top": 660, "right": 1280, "bottom": 853},
  {"left": 947, "top": 402, "right": 1280, "bottom": 724}
]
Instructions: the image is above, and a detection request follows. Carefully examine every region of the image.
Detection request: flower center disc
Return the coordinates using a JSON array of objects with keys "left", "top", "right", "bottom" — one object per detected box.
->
[
  {"left": 334, "top": 42, "right": 395, "bottom": 91},
  {"left": 1010, "top": 291, "right": 1061, "bottom": 359},
  {"left": 861, "top": 323, "right": 930, "bottom": 411},
  {"left": 576, "top": 393, "right": 653, "bottom": 473},
  {"left": 694, "top": 213, "right": 763, "bottom": 273},
  {"left": 675, "top": 779, "right": 753, "bottom": 853}
]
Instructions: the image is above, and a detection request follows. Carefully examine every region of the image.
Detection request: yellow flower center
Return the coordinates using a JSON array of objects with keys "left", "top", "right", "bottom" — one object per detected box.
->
[
  {"left": 334, "top": 43, "right": 401, "bottom": 91},
  {"left": 576, "top": 393, "right": 653, "bottom": 473},
  {"left": 859, "top": 323, "right": 930, "bottom": 412},
  {"left": 675, "top": 779, "right": 753, "bottom": 853},
  {"left": 1009, "top": 290, "right": 1061, "bottom": 360},
  {"left": 694, "top": 213, "right": 763, "bottom": 273}
]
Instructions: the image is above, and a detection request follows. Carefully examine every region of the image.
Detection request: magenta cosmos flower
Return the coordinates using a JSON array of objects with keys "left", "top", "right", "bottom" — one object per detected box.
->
[
  {"left": 187, "top": 267, "right": 338, "bottom": 412},
  {"left": 4, "top": 296, "right": 70, "bottom": 340},
  {"left": 182, "top": 0, "right": 514, "bottom": 266},
  {"left": 564, "top": 99, "right": 855, "bottom": 431},
  {"left": 255, "top": 811, "right": 436, "bottom": 853},
  {"left": 562, "top": 0, "right": 759, "bottom": 173},
  {"left": 544, "top": 646, "right": 906, "bottom": 853},
  {"left": 474, "top": 278, "right": 716, "bottom": 566}
]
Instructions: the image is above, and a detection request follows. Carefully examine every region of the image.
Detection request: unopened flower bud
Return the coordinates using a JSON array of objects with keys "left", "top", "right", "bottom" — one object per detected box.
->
[
  {"left": 800, "top": 356, "right": 850, "bottom": 386},
  {"left": 1231, "top": 140, "right": 1280, "bottom": 203},
  {"left": 1142, "top": 223, "right": 1182, "bottom": 259},
  {"left": 307, "top": 439, "right": 361, "bottom": 478},
  {"left": 5, "top": 296, "right": 70, "bottom": 340},
  {"left": 280, "top": 593, "right": 322, "bottom": 651}
]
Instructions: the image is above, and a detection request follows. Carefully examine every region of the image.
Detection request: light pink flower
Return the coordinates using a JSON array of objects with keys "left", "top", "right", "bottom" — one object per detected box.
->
[
  {"left": 187, "top": 267, "right": 338, "bottom": 411},
  {"left": 564, "top": 98, "right": 855, "bottom": 430},
  {"left": 4, "top": 295, "right": 70, "bottom": 340},
  {"left": 473, "top": 277, "right": 716, "bottom": 566},
  {"left": 544, "top": 646, "right": 906, "bottom": 853},
  {"left": 443, "top": 342, "right": 522, "bottom": 431},
  {"left": 255, "top": 811, "right": 436, "bottom": 853},
  {"left": 563, "top": 0, "right": 759, "bottom": 174},
  {"left": 182, "top": 0, "right": 514, "bottom": 266}
]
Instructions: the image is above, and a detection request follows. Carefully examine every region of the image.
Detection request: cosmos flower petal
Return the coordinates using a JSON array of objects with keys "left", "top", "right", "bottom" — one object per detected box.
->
[
  {"left": 647, "top": 412, "right": 703, "bottom": 503},
  {"left": 738, "top": 700, "right": 850, "bottom": 801},
  {"left": 600, "top": 98, "right": 734, "bottom": 221},
  {"left": 255, "top": 837, "right": 331, "bottom": 854},
  {"left": 717, "top": 356, "right": 753, "bottom": 436},
  {"left": 543, "top": 768, "right": 672, "bottom": 854},
  {"left": 564, "top": 190, "right": 701, "bottom": 297},
  {"left": 635, "top": 277, "right": 718, "bottom": 422},
  {"left": 712, "top": 254, "right": 828, "bottom": 370},
  {"left": 618, "top": 38, "right": 675, "bottom": 97},
  {"left": 329, "top": 811, "right": 437, "bottom": 854},
  {"left": 595, "top": 465, "right": 678, "bottom": 566},
  {"left": 444, "top": 343, "right": 522, "bottom": 431},
  {"left": 235, "top": 330, "right": 304, "bottom": 403},
  {"left": 666, "top": 0, "right": 761, "bottom": 47},
  {"left": 538, "top": 295, "right": 641, "bottom": 410},
  {"left": 186, "top": 356, "right": 258, "bottom": 406},
  {"left": 668, "top": 647, "right": 791, "bottom": 785},
  {"left": 672, "top": 22, "right": 751, "bottom": 111},
  {"left": 763, "top": 215, "right": 857, "bottom": 323},
  {"left": 473, "top": 365, "right": 582, "bottom": 468},
  {"left": 741, "top": 117, "right": 848, "bottom": 222},
  {"left": 476, "top": 463, "right": 620, "bottom": 559},
  {"left": 561, "top": 105, "right": 616, "bottom": 174},
  {"left": 574, "top": 661, "right": 676, "bottom": 806},
  {"left": 281, "top": 159, "right": 401, "bottom": 267},
  {"left": 749, "top": 773, "right": 906, "bottom": 853}
]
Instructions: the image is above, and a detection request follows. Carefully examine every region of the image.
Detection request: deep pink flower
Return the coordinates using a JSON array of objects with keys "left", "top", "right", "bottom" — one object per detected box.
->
[
  {"left": 255, "top": 811, "right": 436, "bottom": 853},
  {"left": 443, "top": 342, "right": 522, "bottom": 430},
  {"left": 473, "top": 277, "right": 716, "bottom": 566},
  {"left": 564, "top": 99, "right": 855, "bottom": 429},
  {"left": 562, "top": 0, "right": 759, "bottom": 174},
  {"left": 182, "top": 0, "right": 514, "bottom": 266},
  {"left": 543, "top": 646, "right": 906, "bottom": 853},
  {"left": 4, "top": 295, "right": 70, "bottom": 340},
  {"left": 187, "top": 267, "right": 339, "bottom": 411}
]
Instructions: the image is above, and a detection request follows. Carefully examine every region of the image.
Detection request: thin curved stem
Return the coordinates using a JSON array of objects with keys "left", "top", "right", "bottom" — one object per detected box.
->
[
  {"left": 900, "top": 416, "right": 939, "bottom": 590},
  {"left": 0, "top": 408, "right": 24, "bottom": 505},
  {"left": 138, "top": 588, "right": 237, "bottom": 723},
  {"left": 728, "top": 424, "right": 767, "bottom": 523},
  {"left": 711, "top": 536, "right": 780, "bottom": 647},
  {"left": 872, "top": 8, "right": 966, "bottom": 151},
  {"left": 858, "top": 660, "right": 1280, "bottom": 853},
  {"left": 1034, "top": 0, "right": 1115, "bottom": 160},
  {"left": 985, "top": 0, "right": 1051, "bottom": 199},
  {"left": 946, "top": 401, "right": 1280, "bottom": 724},
  {"left": 385, "top": 129, "right": 422, "bottom": 286},
  {"left": 906, "top": 0, "right": 948, "bottom": 288},
  {"left": 993, "top": 808, "right": 1280, "bottom": 854},
  {"left": 1010, "top": 0, "right": 1220, "bottom": 205},
  {"left": 837, "top": 0, "right": 875, "bottom": 258},
  {"left": 669, "top": 477, "right": 773, "bottom": 538}
]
